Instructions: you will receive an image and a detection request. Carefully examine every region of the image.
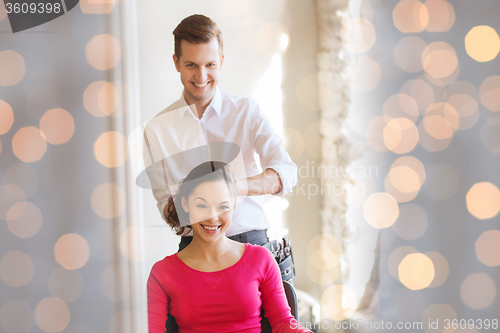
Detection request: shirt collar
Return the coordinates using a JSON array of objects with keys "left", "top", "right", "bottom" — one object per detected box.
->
[{"left": 178, "top": 87, "right": 223, "bottom": 120}]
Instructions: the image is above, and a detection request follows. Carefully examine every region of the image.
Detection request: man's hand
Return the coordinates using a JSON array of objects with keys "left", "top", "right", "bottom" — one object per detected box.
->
[{"left": 237, "top": 168, "right": 283, "bottom": 196}]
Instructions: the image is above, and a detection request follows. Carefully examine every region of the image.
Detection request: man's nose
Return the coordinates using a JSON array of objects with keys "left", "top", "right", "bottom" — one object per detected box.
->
[{"left": 196, "top": 67, "right": 208, "bottom": 81}]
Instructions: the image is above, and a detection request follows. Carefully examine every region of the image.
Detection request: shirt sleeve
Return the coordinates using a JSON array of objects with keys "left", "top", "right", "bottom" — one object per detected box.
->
[
  {"left": 249, "top": 102, "right": 298, "bottom": 196},
  {"left": 260, "top": 250, "right": 312, "bottom": 333},
  {"left": 147, "top": 263, "right": 169, "bottom": 333},
  {"left": 143, "top": 123, "right": 171, "bottom": 222}
]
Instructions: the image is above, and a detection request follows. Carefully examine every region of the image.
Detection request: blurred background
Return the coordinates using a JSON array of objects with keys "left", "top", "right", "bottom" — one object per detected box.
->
[{"left": 0, "top": 0, "right": 499, "bottom": 332}]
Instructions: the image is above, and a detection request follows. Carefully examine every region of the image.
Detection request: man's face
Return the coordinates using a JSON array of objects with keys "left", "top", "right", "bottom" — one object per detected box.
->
[{"left": 173, "top": 38, "right": 224, "bottom": 108}]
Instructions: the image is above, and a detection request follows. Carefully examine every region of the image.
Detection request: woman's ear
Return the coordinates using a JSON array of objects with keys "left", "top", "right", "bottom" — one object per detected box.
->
[{"left": 181, "top": 197, "right": 189, "bottom": 213}]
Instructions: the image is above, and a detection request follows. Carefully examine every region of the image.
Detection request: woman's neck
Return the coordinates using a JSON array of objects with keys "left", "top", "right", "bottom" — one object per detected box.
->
[{"left": 186, "top": 236, "right": 233, "bottom": 261}]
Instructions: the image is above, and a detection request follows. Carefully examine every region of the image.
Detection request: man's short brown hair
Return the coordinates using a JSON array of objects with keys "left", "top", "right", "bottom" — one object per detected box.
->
[{"left": 173, "top": 14, "right": 223, "bottom": 59}]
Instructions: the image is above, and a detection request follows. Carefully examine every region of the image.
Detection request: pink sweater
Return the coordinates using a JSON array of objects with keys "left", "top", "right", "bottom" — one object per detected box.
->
[{"left": 147, "top": 243, "right": 311, "bottom": 333}]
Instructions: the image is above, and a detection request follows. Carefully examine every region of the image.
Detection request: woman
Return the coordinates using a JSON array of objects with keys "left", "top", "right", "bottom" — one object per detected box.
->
[{"left": 147, "top": 161, "right": 311, "bottom": 332}]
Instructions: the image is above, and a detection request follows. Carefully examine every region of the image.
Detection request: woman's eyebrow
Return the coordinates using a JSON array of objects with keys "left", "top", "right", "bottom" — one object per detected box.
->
[{"left": 194, "top": 197, "right": 207, "bottom": 202}]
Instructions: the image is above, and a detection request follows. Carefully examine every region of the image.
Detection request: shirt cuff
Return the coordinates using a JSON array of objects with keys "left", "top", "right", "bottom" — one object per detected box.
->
[{"left": 266, "top": 164, "right": 296, "bottom": 196}]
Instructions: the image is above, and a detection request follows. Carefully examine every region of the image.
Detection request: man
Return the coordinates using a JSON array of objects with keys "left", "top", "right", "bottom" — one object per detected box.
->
[{"left": 143, "top": 14, "right": 297, "bottom": 251}]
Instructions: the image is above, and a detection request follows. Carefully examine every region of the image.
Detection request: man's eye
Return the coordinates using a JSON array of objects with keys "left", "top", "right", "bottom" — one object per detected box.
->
[
  {"left": 208, "top": 63, "right": 215, "bottom": 67},
  {"left": 187, "top": 64, "right": 195, "bottom": 67}
]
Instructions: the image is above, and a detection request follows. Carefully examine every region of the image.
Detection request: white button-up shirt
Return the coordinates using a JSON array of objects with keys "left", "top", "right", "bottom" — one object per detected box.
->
[{"left": 143, "top": 88, "right": 297, "bottom": 236}]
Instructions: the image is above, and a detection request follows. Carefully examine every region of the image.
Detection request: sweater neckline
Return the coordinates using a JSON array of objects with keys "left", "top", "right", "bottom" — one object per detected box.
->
[{"left": 174, "top": 243, "right": 249, "bottom": 274}]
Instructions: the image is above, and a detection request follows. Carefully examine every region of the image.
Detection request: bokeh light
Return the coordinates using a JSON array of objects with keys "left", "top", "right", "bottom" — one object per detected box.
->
[
  {"left": 307, "top": 234, "right": 342, "bottom": 270},
  {"left": 422, "top": 304, "right": 457, "bottom": 333},
  {"left": 479, "top": 76, "right": 500, "bottom": 112},
  {"left": 390, "top": 289, "right": 426, "bottom": 322},
  {"left": 0, "top": 301, "right": 34, "bottom": 333},
  {"left": 80, "top": 0, "right": 117, "bottom": 14},
  {"left": 418, "top": 120, "right": 452, "bottom": 152},
  {"left": 385, "top": 155, "right": 425, "bottom": 203},
  {"left": 393, "top": 0, "right": 429, "bottom": 33},
  {"left": 86, "top": 34, "right": 121, "bottom": 70},
  {"left": 119, "top": 225, "right": 154, "bottom": 262},
  {"left": 39, "top": 108, "right": 75, "bottom": 145},
  {"left": 388, "top": 246, "right": 418, "bottom": 279},
  {"left": 99, "top": 264, "right": 130, "bottom": 301},
  {"left": 48, "top": 268, "right": 84, "bottom": 302},
  {"left": 91, "top": 182, "right": 126, "bottom": 219},
  {"left": 383, "top": 94, "right": 419, "bottom": 122},
  {"left": 460, "top": 273, "right": 496, "bottom": 310},
  {"left": 421, "top": 42, "right": 458, "bottom": 79},
  {"left": 350, "top": 56, "right": 381, "bottom": 92},
  {"left": 423, "top": 102, "right": 459, "bottom": 140},
  {"left": 446, "top": 94, "right": 479, "bottom": 130},
  {"left": 0, "top": 50, "right": 26, "bottom": 86},
  {"left": 366, "top": 116, "right": 389, "bottom": 152},
  {"left": 466, "top": 182, "right": 500, "bottom": 220},
  {"left": 321, "top": 285, "right": 358, "bottom": 321},
  {"left": 389, "top": 166, "right": 421, "bottom": 194},
  {"left": 0, "top": 250, "right": 34, "bottom": 287},
  {"left": 34, "top": 298, "right": 70, "bottom": 333},
  {"left": 54, "top": 233, "right": 90, "bottom": 270},
  {"left": 12, "top": 127, "right": 48, "bottom": 163},
  {"left": 283, "top": 127, "right": 304, "bottom": 161},
  {"left": 425, "top": 61, "right": 460, "bottom": 87},
  {"left": 393, "top": 204, "right": 428, "bottom": 240},
  {"left": 3, "top": 163, "right": 39, "bottom": 198},
  {"left": 341, "top": 18, "right": 376, "bottom": 53},
  {"left": 0, "top": 100, "right": 14, "bottom": 135},
  {"left": 363, "top": 192, "right": 399, "bottom": 229},
  {"left": 425, "top": 251, "right": 449, "bottom": 288},
  {"left": 475, "top": 230, "right": 500, "bottom": 267},
  {"left": 83, "top": 81, "right": 118, "bottom": 117},
  {"left": 307, "top": 261, "right": 340, "bottom": 286},
  {"left": 94, "top": 131, "right": 129, "bottom": 168},
  {"left": 398, "top": 253, "right": 435, "bottom": 290},
  {"left": 349, "top": 0, "right": 375, "bottom": 22},
  {"left": 465, "top": 26, "right": 500, "bottom": 62},
  {"left": 0, "top": 184, "right": 26, "bottom": 220},
  {"left": 424, "top": 163, "right": 459, "bottom": 200},
  {"left": 6, "top": 201, "right": 43, "bottom": 238},
  {"left": 383, "top": 117, "right": 419, "bottom": 154},
  {"left": 480, "top": 117, "right": 500, "bottom": 153},
  {"left": 296, "top": 74, "right": 330, "bottom": 111},
  {"left": 394, "top": 37, "right": 427, "bottom": 73},
  {"left": 423, "top": 0, "right": 455, "bottom": 32},
  {"left": 400, "top": 79, "right": 435, "bottom": 112}
]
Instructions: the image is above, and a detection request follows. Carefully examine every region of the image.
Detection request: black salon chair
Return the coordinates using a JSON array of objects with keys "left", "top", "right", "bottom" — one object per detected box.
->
[{"left": 165, "top": 280, "right": 299, "bottom": 333}]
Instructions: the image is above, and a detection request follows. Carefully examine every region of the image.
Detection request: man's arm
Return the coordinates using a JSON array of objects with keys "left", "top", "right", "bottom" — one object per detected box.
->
[
  {"left": 237, "top": 168, "right": 283, "bottom": 196},
  {"left": 246, "top": 102, "right": 298, "bottom": 197}
]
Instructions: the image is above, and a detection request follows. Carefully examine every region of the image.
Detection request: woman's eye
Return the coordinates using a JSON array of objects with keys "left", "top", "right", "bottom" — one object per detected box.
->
[
  {"left": 220, "top": 205, "right": 229, "bottom": 210},
  {"left": 197, "top": 204, "right": 207, "bottom": 209}
]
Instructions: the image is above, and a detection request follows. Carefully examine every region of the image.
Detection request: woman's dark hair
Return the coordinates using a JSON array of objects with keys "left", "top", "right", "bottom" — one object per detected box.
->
[{"left": 166, "top": 161, "right": 237, "bottom": 235}]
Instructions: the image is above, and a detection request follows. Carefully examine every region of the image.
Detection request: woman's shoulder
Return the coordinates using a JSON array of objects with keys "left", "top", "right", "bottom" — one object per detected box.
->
[
  {"left": 244, "top": 243, "right": 276, "bottom": 265},
  {"left": 150, "top": 253, "right": 181, "bottom": 274}
]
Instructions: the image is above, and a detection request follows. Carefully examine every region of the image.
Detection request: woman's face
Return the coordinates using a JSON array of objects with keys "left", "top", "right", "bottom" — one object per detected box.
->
[{"left": 181, "top": 180, "right": 235, "bottom": 242}]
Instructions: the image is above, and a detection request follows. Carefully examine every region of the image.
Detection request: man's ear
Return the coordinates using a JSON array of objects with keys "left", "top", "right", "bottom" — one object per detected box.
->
[
  {"left": 181, "top": 197, "right": 189, "bottom": 213},
  {"left": 219, "top": 54, "right": 224, "bottom": 70},
  {"left": 173, "top": 54, "right": 181, "bottom": 73}
]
